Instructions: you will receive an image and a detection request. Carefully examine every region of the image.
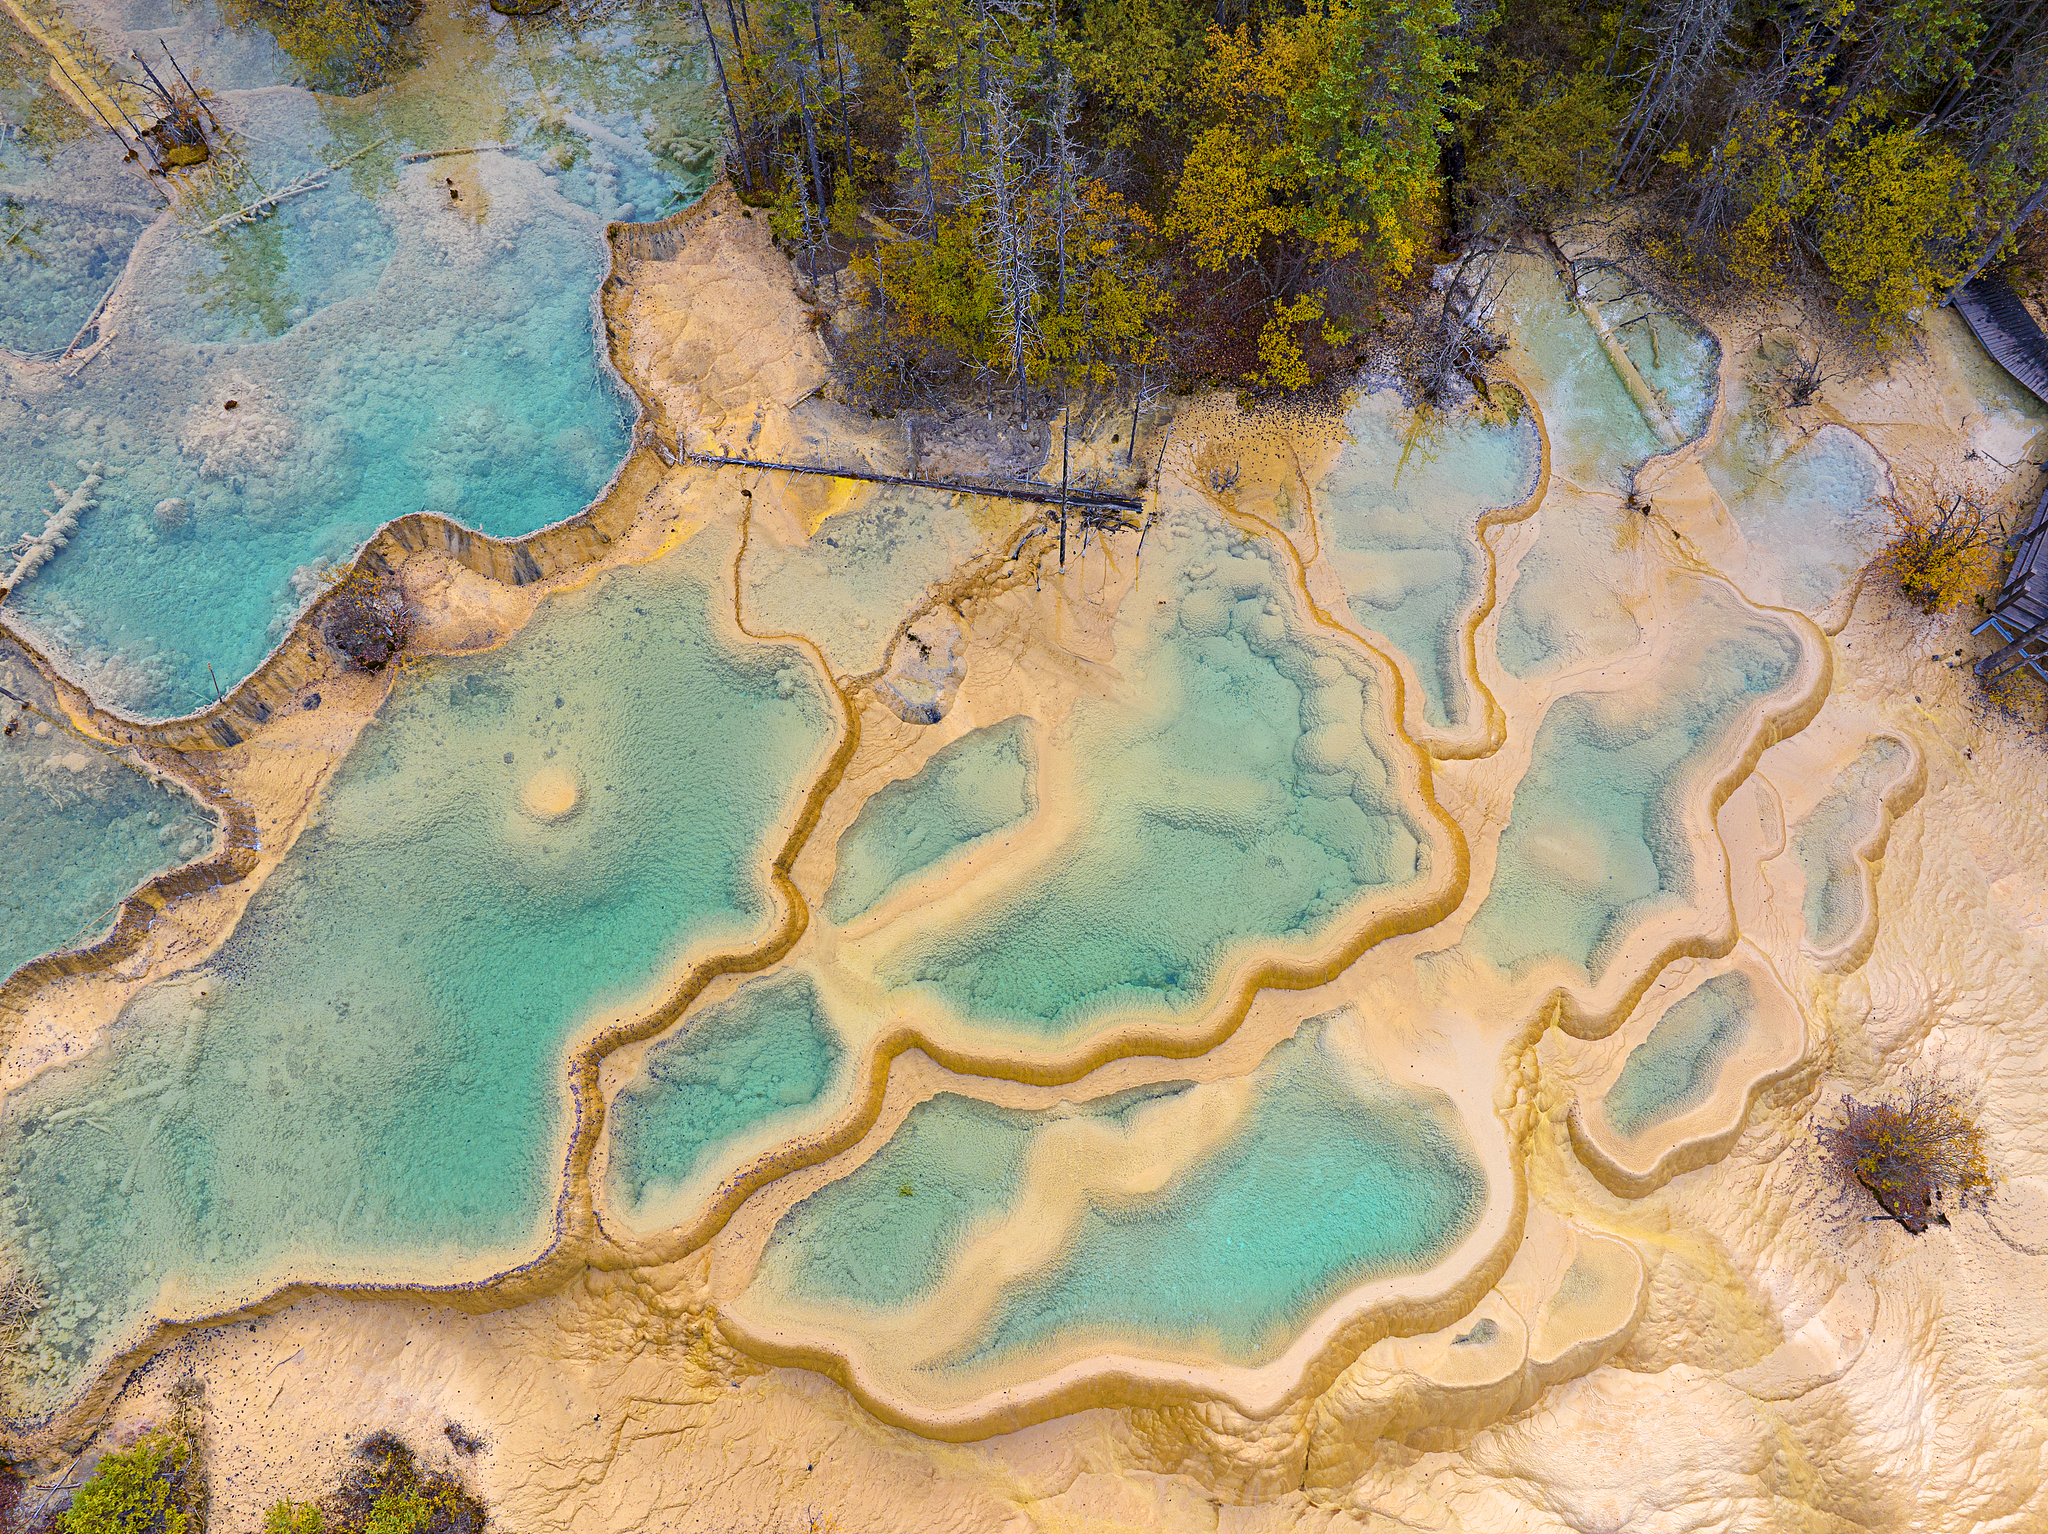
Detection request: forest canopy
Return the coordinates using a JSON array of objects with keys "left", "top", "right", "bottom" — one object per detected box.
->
[
  {"left": 691, "top": 0, "right": 2048, "bottom": 404},
  {"left": 249, "top": 0, "right": 2048, "bottom": 399}
]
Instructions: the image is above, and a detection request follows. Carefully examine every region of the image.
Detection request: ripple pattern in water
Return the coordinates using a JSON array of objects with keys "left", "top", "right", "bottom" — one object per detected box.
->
[
  {"left": 0, "top": 553, "right": 833, "bottom": 1409},
  {"left": 1468, "top": 580, "right": 1802, "bottom": 984},
  {"left": 0, "top": 647, "right": 216, "bottom": 981},
  {"left": 877, "top": 510, "right": 1427, "bottom": 1036},
  {"left": 0, "top": 0, "right": 718, "bottom": 714},
  {"left": 824, "top": 716, "right": 1038, "bottom": 926},
  {"left": 606, "top": 971, "right": 847, "bottom": 1231},
  {"left": 748, "top": 1017, "right": 1484, "bottom": 1377},
  {"left": 1314, "top": 391, "right": 1540, "bottom": 730}
]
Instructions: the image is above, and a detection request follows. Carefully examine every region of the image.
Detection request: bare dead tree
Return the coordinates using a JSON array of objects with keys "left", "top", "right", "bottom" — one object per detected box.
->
[
  {"left": 1611, "top": 0, "right": 1736, "bottom": 183},
  {"left": 902, "top": 66, "right": 940, "bottom": 232},
  {"left": 975, "top": 79, "right": 1040, "bottom": 413},
  {"left": 697, "top": 0, "right": 752, "bottom": 188},
  {"left": 1048, "top": 67, "right": 1078, "bottom": 319}
]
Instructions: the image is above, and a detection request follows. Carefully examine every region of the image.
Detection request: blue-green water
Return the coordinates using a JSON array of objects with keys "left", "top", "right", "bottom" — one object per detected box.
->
[
  {"left": 1791, "top": 736, "right": 1909, "bottom": 949},
  {"left": 824, "top": 717, "right": 1038, "bottom": 926},
  {"left": 877, "top": 511, "right": 1427, "bottom": 1036},
  {"left": 606, "top": 972, "right": 846, "bottom": 1229},
  {"left": 756, "top": 1093, "right": 1044, "bottom": 1312},
  {"left": 752, "top": 1019, "right": 1485, "bottom": 1371},
  {"left": 0, "top": 645, "right": 216, "bottom": 981},
  {"left": 1578, "top": 268, "right": 1719, "bottom": 446},
  {"left": 1468, "top": 580, "right": 1803, "bottom": 983},
  {"left": 1314, "top": 392, "right": 1540, "bottom": 729},
  {"left": 0, "top": 0, "right": 720, "bottom": 714},
  {"left": 0, "top": 551, "right": 834, "bottom": 1409},
  {"left": 1601, "top": 973, "right": 1752, "bottom": 1139}
]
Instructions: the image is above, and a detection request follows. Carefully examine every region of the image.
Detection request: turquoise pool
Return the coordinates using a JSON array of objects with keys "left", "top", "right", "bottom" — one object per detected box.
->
[
  {"left": 1601, "top": 972, "right": 1752, "bottom": 1139},
  {"left": 877, "top": 509, "right": 1428, "bottom": 1036},
  {"left": 0, "top": 545, "right": 834, "bottom": 1410},
  {"left": 1313, "top": 391, "right": 1540, "bottom": 729},
  {"left": 824, "top": 717, "right": 1039, "bottom": 926},
  {"left": 749, "top": 1017, "right": 1486, "bottom": 1374},
  {"left": 0, "top": 0, "right": 718, "bottom": 715}
]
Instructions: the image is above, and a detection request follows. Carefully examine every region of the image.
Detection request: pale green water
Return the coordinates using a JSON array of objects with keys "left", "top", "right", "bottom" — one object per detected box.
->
[
  {"left": 757, "top": 1093, "right": 1044, "bottom": 1310},
  {"left": 605, "top": 972, "right": 846, "bottom": 1230},
  {"left": 0, "top": 0, "right": 718, "bottom": 713},
  {"left": 1, "top": 644, "right": 216, "bottom": 982},
  {"left": 824, "top": 717, "right": 1038, "bottom": 926},
  {"left": 743, "top": 490, "right": 993, "bottom": 674},
  {"left": 878, "top": 509, "right": 1427, "bottom": 1036},
  {"left": 1576, "top": 269, "right": 1719, "bottom": 445},
  {"left": 1494, "top": 262, "right": 1719, "bottom": 679},
  {"left": 0, "top": 549, "right": 834, "bottom": 1411},
  {"left": 1701, "top": 348, "right": 1890, "bottom": 613},
  {"left": 1601, "top": 973, "right": 1752, "bottom": 1139},
  {"left": 753, "top": 1018, "right": 1484, "bottom": 1371},
  {"left": 1467, "top": 580, "right": 1802, "bottom": 983},
  {"left": 1791, "top": 736, "right": 1909, "bottom": 950},
  {"left": 1314, "top": 392, "right": 1540, "bottom": 728}
]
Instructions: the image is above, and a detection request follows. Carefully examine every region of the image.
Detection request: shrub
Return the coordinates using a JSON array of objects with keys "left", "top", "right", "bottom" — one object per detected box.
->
[
  {"left": 1876, "top": 486, "right": 2006, "bottom": 615},
  {"left": 321, "top": 573, "right": 418, "bottom": 673},
  {"left": 1816, "top": 1076, "right": 1994, "bottom": 1233},
  {"left": 330, "top": 1434, "right": 485, "bottom": 1534},
  {"left": 57, "top": 1431, "right": 201, "bottom": 1534},
  {"left": 264, "top": 1501, "right": 324, "bottom": 1534}
]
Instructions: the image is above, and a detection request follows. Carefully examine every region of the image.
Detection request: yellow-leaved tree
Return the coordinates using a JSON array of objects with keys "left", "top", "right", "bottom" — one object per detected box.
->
[
  {"left": 1815, "top": 125, "right": 1974, "bottom": 332},
  {"left": 1166, "top": 0, "right": 1475, "bottom": 387}
]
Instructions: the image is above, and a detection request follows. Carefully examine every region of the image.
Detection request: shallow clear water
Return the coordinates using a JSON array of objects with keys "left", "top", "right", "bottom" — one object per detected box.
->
[
  {"left": 1700, "top": 353, "right": 1891, "bottom": 614},
  {"left": 605, "top": 971, "right": 846, "bottom": 1231},
  {"left": 1578, "top": 269, "right": 1719, "bottom": 444},
  {"left": 744, "top": 489, "right": 995, "bottom": 675},
  {"left": 752, "top": 1017, "right": 1485, "bottom": 1372},
  {"left": 1601, "top": 972, "right": 1752, "bottom": 1139},
  {"left": 0, "top": 548, "right": 834, "bottom": 1408},
  {"left": 0, "top": 0, "right": 718, "bottom": 714},
  {"left": 1492, "top": 262, "right": 1719, "bottom": 681},
  {"left": 1313, "top": 391, "right": 1540, "bottom": 728},
  {"left": 877, "top": 508, "right": 1427, "bottom": 1036},
  {"left": 756, "top": 1093, "right": 1043, "bottom": 1313},
  {"left": 1467, "top": 579, "right": 1802, "bottom": 984},
  {"left": 0, "top": 646, "right": 215, "bottom": 982},
  {"left": 1791, "top": 736, "right": 1908, "bottom": 949},
  {"left": 824, "top": 717, "right": 1038, "bottom": 926},
  {"left": 1498, "top": 262, "right": 1665, "bottom": 492}
]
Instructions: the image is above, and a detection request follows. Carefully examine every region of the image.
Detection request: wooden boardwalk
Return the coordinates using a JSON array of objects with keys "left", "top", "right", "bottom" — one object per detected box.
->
[
  {"left": 1951, "top": 271, "right": 2048, "bottom": 407},
  {"left": 1974, "top": 478, "right": 2048, "bottom": 684},
  {"left": 1955, "top": 270, "right": 2048, "bottom": 684}
]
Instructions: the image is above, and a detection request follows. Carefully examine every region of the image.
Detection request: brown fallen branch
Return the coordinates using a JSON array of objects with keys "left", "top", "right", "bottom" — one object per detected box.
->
[
  {"left": 678, "top": 448, "right": 1145, "bottom": 515},
  {"left": 400, "top": 143, "right": 519, "bottom": 163}
]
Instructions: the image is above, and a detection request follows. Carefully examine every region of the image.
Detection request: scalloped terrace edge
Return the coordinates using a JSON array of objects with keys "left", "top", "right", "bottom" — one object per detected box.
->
[
  {"left": 1800, "top": 731, "right": 1928, "bottom": 973},
  {"left": 0, "top": 193, "right": 1829, "bottom": 1457},
  {"left": 0, "top": 190, "right": 712, "bottom": 1039},
  {"left": 1563, "top": 944, "right": 1813, "bottom": 1199}
]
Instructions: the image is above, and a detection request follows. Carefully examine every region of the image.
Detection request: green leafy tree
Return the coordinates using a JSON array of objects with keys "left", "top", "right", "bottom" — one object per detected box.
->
[
  {"left": 58, "top": 1433, "right": 198, "bottom": 1534},
  {"left": 1168, "top": 0, "right": 1480, "bottom": 300}
]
